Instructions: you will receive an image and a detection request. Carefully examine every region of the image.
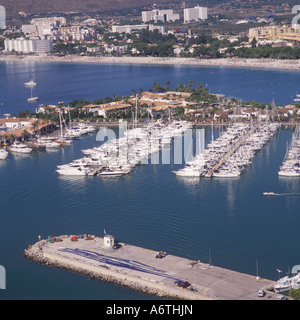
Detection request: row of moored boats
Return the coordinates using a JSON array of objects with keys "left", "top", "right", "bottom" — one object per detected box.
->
[
  {"left": 278, "top": 124, "right": 300, "bottom": 177},
  {"left": 173, "top": 122, "right": 281, "bottom": 178},
  {"left": 0, "top": 123, "right": 96, "bottom": 160},
  {"left": 56, "top": 120, "right": 193, "bottom": 176}
]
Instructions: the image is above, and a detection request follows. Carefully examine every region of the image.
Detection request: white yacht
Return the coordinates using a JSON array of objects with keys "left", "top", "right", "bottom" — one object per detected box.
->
[
  {"left": 98, "top": 167, "right": 130, "bottom": 176},
  {"left": 27, "top": 96, "right": 39, "bottom": 102},
  {"left": 0, "top": 149, "right": 8, "bottom": 160},
  {"left": 173, "top": 164, "right": 204, "bottom": 177},
  {"left": 278, "top": 169, "right": 300, "bottom": 177},
  {"left": 27, "top": 86, "right": 39, "bottom": 102},
  {"left": 213, "top": 168, "right": 241, "bottom": 178},
  {"left": 37, "top": 138, "right": 61, "bottom": 149},
  {"left": 56, "top": 164, "right": 92, "bottom": 176},
  {"left": 24, "top": 79, "right": 36, "bottom": 87},
  {"left": 273, "top": 273, "right": 300, "bottom": 293},
  {"left": 9, "top": 142, "right": 32, "bottom": 154}
]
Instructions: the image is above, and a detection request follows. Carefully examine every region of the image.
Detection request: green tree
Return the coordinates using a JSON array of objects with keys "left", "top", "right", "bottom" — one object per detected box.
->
[{"left": 289, "top": 288, "right": 300, "bottom": 300}]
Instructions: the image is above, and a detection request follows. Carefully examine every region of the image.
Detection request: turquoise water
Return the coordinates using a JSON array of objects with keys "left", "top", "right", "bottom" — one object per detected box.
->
[{"left": 0, "top": 62, "right": 300, "bottom": 300}]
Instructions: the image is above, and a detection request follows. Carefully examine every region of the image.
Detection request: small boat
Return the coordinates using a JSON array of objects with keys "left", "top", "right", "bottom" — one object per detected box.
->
[
  {"left": 27, "top": 86, "right": 39, "bottom": 102},
  {"left": 27, "top": 96, "right": 39, "bottom": 102},
  {"left": 263, "top": 192, "right": 277, "bottom": 196},
  {"left": 24, "top": 79, "right": 37, "bottom": 87}
]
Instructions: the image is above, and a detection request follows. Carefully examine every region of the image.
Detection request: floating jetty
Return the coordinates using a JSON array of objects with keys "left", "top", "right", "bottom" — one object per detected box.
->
[{"left": 24, "top": 234, "right": 276, "bottom": 300}]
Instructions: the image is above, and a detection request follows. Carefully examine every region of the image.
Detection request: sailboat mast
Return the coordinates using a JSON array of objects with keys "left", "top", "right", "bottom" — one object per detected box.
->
[{"left": 59, "top": 108, "right": 63, "bottom": 138}]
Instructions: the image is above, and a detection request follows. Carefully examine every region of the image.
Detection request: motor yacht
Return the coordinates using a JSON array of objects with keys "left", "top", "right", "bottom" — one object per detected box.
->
[
  {"left": 98, "top": 167, "right": 130, "bottom": 176},
  {"left": 9, "top": 142, "right": 32, "bottom": 154},
  {"left": 56, "top": 164, "right": 92, "bottom": 176}
]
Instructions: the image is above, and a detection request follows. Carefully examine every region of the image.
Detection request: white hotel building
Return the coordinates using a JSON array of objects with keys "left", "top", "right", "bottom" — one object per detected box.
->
[
  {"left": 142, "top": 9, "right": 180, "bottom": 23},
  {"left": 183, "top": 6, "right": 208, "bottom": 23},
  {"left": 4, "top": 38, "right": 53, "bottom": 54}
]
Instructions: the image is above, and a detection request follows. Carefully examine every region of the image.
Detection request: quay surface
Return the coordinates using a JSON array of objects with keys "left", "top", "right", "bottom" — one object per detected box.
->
[{"left": 24, "top": 235, "right": 276, "bottom": 300}]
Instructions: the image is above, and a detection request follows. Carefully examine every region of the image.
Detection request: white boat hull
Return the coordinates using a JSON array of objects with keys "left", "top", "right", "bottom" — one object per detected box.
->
[
  {"left": 0, "top": 151, "right": 8, "bottom": 160},
  {"left": 9, "top": 143, "right": 32, "bottom": 154},
  {"left": 278, "top": 171, "right": 300, "bottom": 177},
  {"left": 56, "top": 169, "right": 87, "bottom": 176}
]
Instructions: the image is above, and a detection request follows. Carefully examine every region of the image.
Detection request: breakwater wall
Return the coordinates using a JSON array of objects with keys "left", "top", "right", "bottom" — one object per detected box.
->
[{"left": 24, "top": 235, "right": 275, "bottom": 300}]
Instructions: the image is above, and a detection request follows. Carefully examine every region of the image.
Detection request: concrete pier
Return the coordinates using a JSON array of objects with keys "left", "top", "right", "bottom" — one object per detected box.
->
[{"left": 24, "top": 235, "right": 276, "bottom": 300}]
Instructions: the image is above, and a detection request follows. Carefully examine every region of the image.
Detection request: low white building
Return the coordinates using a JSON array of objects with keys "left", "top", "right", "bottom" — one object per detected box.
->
[
  {"left": 112, "top": 24, "right": 147, "bottom": 33},
  {"left": 103, "top": 235, "right": 115, "bottom": 248},
  {"left": 0, "top": 118, "right": 33, "bottom": 130},
  {"left": 112, "top": 24, "right": 165, "bottom": 34}
]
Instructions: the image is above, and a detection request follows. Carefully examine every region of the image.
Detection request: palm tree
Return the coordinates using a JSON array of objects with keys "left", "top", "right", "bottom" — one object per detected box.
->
[
  {"left": 31, "top": 120, "right": 40, "bottom": 135},
  {"left": 9, "top": 134, "right": 16, "bottom": 143},
  {"left": 164, "top": 80, "right": 171, "bottom": 91},
  {"left": 21, "top": 130, "right": 29, "bottom": 141}
]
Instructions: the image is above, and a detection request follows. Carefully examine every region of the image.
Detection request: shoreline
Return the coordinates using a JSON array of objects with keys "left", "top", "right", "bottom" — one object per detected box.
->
[{"left": 1, "top": 55, "right": 300, "bottom": 72}]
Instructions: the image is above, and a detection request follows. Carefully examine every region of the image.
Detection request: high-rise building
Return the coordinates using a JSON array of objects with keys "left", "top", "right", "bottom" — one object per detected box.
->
[
  {"left": 142, "top": 9, "right": 180, "bottom": 23},
  {"left": 183, "top": 6, "right": 208, "bottom": 23}
]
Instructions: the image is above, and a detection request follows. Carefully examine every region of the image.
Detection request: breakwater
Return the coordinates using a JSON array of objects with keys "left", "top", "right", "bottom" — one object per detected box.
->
[{"left": 24, "top": 234, "right": 276, "bottom": 300}]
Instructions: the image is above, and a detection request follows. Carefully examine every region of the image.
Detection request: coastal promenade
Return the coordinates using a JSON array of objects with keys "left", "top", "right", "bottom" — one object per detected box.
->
[
  {"left": 25, "top": 235, "right": 276, "bottom": 300},
  {"left": 1, "top": 55, "right": 300, "bottom": 72}
]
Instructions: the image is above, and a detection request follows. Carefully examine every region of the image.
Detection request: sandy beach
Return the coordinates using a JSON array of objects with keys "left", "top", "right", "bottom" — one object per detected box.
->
[{"left": 1, "top": 54, "right": 300, "bottom": 71}]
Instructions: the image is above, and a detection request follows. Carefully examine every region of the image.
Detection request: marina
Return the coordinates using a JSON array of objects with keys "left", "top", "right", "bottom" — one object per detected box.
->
[
  {"left": 1, "top": 62, "right": 300, "bottom": 300},
  {"left": 24, "top": 234, "right": 276, "bottom": 300}
]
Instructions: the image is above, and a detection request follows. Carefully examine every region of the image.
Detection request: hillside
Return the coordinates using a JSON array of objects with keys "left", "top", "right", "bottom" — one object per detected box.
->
[
  {"left": 0, "top": 0, "right": 179, "bottom": 24},
  {"left": 0, "top": 0, "right": 298, "bottom": 25}
]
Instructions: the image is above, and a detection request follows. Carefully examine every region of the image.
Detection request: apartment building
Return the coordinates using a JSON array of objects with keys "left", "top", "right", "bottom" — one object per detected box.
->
[
  {"left": 4, "top": 38, "right": 53, "bottom": 54},
  {"left": 183, "top": 6, "right": 208, "bottom": 23},
  {"left": 142, "top": 9, "right": 180, "bottom": 23}
]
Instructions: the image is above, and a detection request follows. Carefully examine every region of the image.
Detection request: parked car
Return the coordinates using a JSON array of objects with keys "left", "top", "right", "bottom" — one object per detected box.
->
[
  {"left": 155, "top": 251, "right": 167, "bottom": 259},
  {"left": 257, "top": 289, "right": 266, "bottom": 297},
  {"left": 276, "top": 295, "right": 287, "bottom": 300},
  {"left": 174, "top": 280, "right": 191, "bottom": 288}
]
